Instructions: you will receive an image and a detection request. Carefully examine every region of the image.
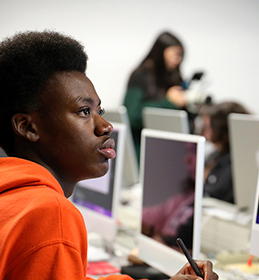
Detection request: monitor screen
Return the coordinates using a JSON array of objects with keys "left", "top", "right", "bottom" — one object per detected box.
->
[
  {"left": 138, "top": 129, "right": 205, "bottom": 276},
  {"left": 73, "top": 152, "right": 116, "bottom": 218},
  {"left": 250, "top": 174, "right": 259, "bottom": 257},
  {"left": 72, "top": 122, "right": 126, "bottom": 243},
  {"left": 228, "top": 113, "right": 259, "bottom": 212},
  {"left": 103, "top": 106, "right": 139, "bottom": 188}
]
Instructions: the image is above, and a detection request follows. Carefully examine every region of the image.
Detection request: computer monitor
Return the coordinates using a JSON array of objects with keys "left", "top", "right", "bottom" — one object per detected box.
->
[
  {"left": 143, "top": 107, "right": 190, "bottom": 134},
  {"left": 228, "top": 113, "right": 259, "bottom": 212},
  {"left": 250, "top": 174, "right": 259, "bottom": 257},
  {"left": 103, "top": 106, "right": 139, "bottom": 188},
  {"left": 138, "top": 129, "right": 205, "bottom": 276},
  {"left": 71, "top": 122, "right": 126, "bottom": 244}
]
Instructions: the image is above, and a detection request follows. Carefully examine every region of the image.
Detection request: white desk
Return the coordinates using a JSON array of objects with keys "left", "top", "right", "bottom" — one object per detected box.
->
[
  {"left": 201, "top": 198, "right": 252, "bottom": 256},
  {"left": 115, "top": 189, "right": 258, "bottom": 279}
]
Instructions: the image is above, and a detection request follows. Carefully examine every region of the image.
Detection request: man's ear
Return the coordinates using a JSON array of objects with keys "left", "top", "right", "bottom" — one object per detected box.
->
[{"left": 11, "top": 114, "right": 40, "bottom": 142}]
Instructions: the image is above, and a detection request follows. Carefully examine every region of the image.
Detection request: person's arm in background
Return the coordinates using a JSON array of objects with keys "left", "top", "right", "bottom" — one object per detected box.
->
[
  {"left": 166, "top": 86, "right": 187, "bottom": 108},
  {"left": 123, "top": 68, "right": 184, "bottom": 131}
]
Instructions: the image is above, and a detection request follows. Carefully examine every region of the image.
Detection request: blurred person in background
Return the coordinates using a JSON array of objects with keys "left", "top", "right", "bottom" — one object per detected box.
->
[
  {"left": 199, "top": 101, "right": 250, "bottom": 203},
  {"left": 124, "top": 31, "right": 207, "bottom": 162}
]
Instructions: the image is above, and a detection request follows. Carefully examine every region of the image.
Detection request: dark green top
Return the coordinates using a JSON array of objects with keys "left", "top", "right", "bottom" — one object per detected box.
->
[{"left": 123, "top": 63, "right": 181, "bottom": 163}]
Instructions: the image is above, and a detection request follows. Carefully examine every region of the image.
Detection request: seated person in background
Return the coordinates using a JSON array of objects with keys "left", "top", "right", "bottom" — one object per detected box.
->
[
  {"left": 0, "top": 30, "right": 218, "bottom": 280},
  {"left": 199, "top": 101, "right": 250, "bottom": 203},
  {"left": 123, "top": 31, "right": 187, "bottom": 162}
]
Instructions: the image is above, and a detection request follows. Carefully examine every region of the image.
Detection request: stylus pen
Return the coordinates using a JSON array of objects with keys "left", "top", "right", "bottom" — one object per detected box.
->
[{"left": 176, "top": 238, "right": 204, "bottom": 279}]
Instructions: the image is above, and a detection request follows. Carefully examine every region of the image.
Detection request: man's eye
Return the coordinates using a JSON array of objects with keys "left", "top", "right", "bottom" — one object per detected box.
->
[
  {"left": 82, "top": 108, "right": 90, "bottom": 115},
  {"left": 98, "top": 108, "right": 105, "bottom": 116}
]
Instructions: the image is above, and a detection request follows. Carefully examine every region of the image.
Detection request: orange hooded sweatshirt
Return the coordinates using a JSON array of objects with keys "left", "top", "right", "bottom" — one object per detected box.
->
[{"left": 0, "top": 157, "right": 133, "bottom": 280}]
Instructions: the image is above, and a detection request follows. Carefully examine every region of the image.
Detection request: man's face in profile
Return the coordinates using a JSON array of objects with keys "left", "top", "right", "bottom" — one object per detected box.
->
[{"left": 31, "top": 71, "right": 115, "bottom": 187}]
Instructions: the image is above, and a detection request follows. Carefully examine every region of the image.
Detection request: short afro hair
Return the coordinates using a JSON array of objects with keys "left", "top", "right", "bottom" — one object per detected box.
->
[{"left": 0, "top": 30, "right": 88, "bottom": 154}]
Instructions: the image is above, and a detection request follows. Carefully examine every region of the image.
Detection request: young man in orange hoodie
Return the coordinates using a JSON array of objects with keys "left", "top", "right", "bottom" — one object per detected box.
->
[{"left": 0, "top": 31, "right": 218, "bottom": 280}]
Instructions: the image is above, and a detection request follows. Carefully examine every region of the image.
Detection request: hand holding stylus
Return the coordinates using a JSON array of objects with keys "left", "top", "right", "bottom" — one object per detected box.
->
[
  {"left": 169, "top": 238, "right": 218, "bottom": 280},
  {"left": 170, "top": 260, "right": 218, "bottom": 280},
  {"left": 176, "top": 238, "right": 204, "bottom": 278}
]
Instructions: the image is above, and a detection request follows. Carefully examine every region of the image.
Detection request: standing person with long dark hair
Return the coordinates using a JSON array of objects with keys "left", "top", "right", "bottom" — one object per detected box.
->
[{"left": 124, "top": 31, "right": 188, "bottom": 162}]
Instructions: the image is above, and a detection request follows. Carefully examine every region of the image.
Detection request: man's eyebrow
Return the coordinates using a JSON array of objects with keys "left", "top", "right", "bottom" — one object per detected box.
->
[{"left": 73, "top": 96, "right": 101, "bottom": 106}]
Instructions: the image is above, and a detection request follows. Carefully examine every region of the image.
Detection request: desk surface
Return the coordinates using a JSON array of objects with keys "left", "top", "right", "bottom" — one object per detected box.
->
[{"left": 88, "top": 186, "right": 257, "bottom": 280}]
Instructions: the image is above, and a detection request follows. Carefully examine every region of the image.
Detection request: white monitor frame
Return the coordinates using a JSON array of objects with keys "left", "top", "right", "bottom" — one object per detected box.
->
[
  {"left": 143, "top": 107, "right": 190, "bottom": 134},
  {"left": 138, "top": 129, "right": 205, "bottom": 276},
  {"left": 228, "top": 113, "right": 259, "bottom": 212},
  {"left": 103, "top": 105, "right": 139, "bottom": 188},
  {"left": 72, "top": 122, "right": 126, "bottom": 244},
  {"left": 250, "top": 173, "right": 259, "bottom": 257}
]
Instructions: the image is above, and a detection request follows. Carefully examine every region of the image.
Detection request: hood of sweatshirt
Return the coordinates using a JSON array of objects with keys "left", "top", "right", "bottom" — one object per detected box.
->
[{"left": 0, "top": 157, "right": 64, "bottom": 195}]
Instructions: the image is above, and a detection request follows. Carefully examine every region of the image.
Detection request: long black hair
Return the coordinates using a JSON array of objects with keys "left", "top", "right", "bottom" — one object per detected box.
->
[{"left": 140, "top": 31, "right": 184, "bottom": 89}]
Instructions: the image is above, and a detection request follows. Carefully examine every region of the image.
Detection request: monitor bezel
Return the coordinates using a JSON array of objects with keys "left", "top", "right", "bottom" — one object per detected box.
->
[
  {"left": 228, "top": 113, "right": 259, "bottom": 212},
  {"left": 250, "top": 173, "right": 259, "bottom": 257},
  {"left": 142, "top": 107, "right": 190, "bottom": 134},
  {"left": 138, "top": 129, "right": 205, "bottom": 276}
]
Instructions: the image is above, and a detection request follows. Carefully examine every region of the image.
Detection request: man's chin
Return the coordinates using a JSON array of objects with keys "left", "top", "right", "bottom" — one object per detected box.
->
[
  {"left": 78, "top": 162, "right": 110, "bottom": 181},
  {"left": 92, "top": 163, "right": 109, "bottom": 179}
]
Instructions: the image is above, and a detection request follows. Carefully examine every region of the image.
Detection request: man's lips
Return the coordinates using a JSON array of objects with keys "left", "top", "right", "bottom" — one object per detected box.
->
[{"left": 99, "top": 138, "right": 116, "bottom": 159}]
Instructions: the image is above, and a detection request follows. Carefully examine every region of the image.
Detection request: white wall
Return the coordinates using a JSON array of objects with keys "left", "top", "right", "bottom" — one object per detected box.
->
[{"left": 1, "top": 0, "right": 259, "bottom": 113}]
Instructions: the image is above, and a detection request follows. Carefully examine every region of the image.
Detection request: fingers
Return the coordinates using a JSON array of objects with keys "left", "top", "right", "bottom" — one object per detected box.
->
[
  {"left": 212, "top": 272, "right": 219, "bottom": 280},
  {"left": 195, "top": 261, "right": 218, "bottom": 280},
  {"left": 172, "top": 261, "right": 218, "bottom": 280}
]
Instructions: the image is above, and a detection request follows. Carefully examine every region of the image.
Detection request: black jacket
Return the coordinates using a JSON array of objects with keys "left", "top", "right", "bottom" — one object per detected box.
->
[{"left": 204, "top": 152, "right": 234, "bottom": 203}]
